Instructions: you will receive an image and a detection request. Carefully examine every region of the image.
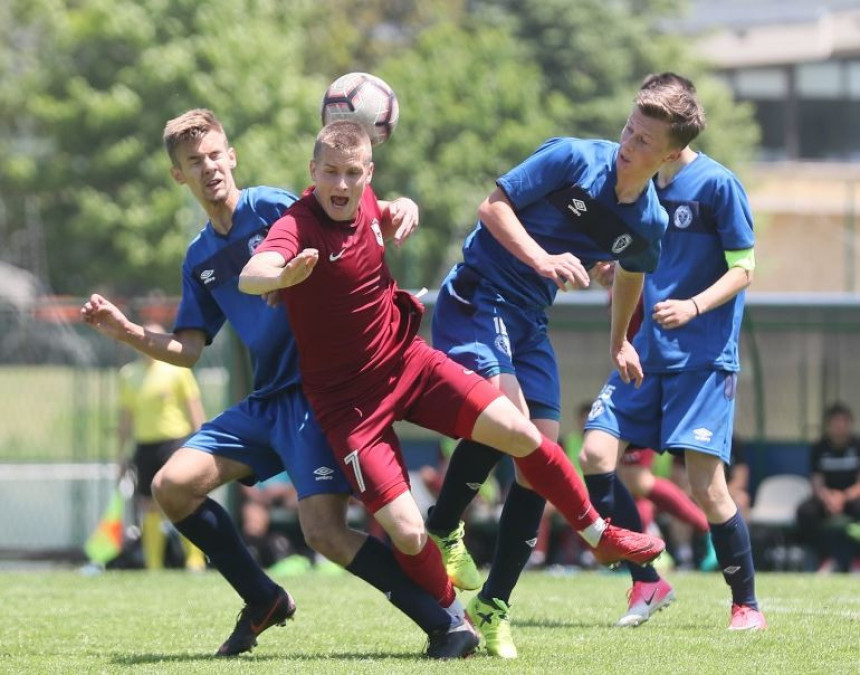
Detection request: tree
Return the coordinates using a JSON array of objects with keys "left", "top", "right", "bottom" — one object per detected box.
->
[
  {"left": 0, "top": 0, "right": 759, "bottom": 294},
  {"left": 0, "top": 0, "right": 322, "bottom": 294}
]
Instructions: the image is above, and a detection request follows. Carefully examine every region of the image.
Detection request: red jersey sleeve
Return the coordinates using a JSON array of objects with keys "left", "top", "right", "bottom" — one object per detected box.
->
[{"left": 255, "top": 211, "right": 302, "bottom": 261}]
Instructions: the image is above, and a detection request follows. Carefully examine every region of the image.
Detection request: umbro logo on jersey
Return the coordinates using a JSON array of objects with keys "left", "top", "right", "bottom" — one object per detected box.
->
[
  {"left": 314, "top": 466, "right": 335, "bottom": 480},
  {"left": 329, "top": 248, "right": 347, "bottom": 262},
  {"left": 567, "top": 198, "right": 587, "bottom": 216},
  {"left": 693, "top": 427, "right": 713, "bottom": 443},
  {"left": 199, "top": 269, "right": 215, "bottom": 284}
]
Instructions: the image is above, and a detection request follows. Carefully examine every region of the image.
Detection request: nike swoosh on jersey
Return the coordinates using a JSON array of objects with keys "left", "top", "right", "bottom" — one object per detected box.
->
[{"left": 329, "top": 248, "right": 347, "bottom": 261}]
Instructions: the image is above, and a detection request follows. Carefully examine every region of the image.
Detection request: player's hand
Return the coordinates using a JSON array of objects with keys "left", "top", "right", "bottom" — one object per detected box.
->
[
  {"left": 611, "top": 339, "right": 644, "bottom": 388},
  {"left": 386, "top": 198, "right": 419, "bottom": 247},
  {"left": 590, "top": 261, "right": 615, "bottom": 288},
  {"left": 535, "top": 252, "right": 590, "bottom": 291},
  {"left": 262, "top": 291, "right": 281, "bottom": 308},
  {"left": 278, "top": 248, "right": 318, "bottom": 288},
  {"left": 652, "top": 298, "right": 698, "bottom": 329},
  {"left": 80, "top": 294, "right": 131, "bottom": 340}
]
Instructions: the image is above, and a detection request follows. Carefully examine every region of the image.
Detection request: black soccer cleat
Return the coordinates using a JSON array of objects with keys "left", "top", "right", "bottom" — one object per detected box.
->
[
  {"left": 425, "top": 618, "right": 479, "bottom": 660},
  {"left": 215, "top": 588, "right": 296, "bottom": 657}
]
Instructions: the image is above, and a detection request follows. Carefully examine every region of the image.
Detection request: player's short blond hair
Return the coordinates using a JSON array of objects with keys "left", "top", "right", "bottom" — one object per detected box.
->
[
  {"left": 636, "top": 73, "right": 706, "bottom": 149},
  {"left": 313, "top": 121, "right": 372, "bottom": 164},
  {"left": 163, "top": 109, "right": 227, "bottom": 167}
]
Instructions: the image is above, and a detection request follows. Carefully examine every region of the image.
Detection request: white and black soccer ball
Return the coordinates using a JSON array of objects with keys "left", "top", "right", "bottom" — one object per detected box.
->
[{"left": 320, "top": 72, "right": 400, "bottom": 146}]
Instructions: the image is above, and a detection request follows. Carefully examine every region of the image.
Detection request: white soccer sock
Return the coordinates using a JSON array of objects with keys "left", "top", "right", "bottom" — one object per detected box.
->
[{"left": 579, "top": 517, "right": 608, "bottom": 547}]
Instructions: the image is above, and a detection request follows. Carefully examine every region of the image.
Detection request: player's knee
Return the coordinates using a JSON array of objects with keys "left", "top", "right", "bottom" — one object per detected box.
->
[
  {"left": 387, "top": 525, "right": 425, "bottom": 556},
  {"left": 151, "top": 465, "right": 199, "bottom": 518},
  {"left": 302, "top": 521, "right": 349, "bottom": 564}
]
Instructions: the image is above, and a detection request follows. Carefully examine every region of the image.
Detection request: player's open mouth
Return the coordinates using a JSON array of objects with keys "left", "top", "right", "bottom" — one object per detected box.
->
[{"left": 331, "top": 196, "right": 349, "bottom": 207}]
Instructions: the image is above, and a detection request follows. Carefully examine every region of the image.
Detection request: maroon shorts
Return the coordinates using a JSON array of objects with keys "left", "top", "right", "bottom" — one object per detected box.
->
[
  {"left": 620, "top": 445, "right": 656, "bottom": 469},
  {"left": 309, "top": 338, "right": 503, "bottom": 513}
]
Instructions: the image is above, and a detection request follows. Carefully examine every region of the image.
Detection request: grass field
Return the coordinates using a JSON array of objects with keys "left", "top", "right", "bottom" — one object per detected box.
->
[{"left": 0, "top": 569, "right": 857, "bottom": 674}]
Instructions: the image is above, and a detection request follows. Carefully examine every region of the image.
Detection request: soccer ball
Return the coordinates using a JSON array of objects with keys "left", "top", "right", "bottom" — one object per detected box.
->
[{"left": 320, "top": 72, "right": 400, "bottom": 146}]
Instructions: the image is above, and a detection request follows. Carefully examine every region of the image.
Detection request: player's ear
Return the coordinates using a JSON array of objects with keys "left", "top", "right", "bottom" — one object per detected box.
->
[
  {"left": 170, "top": 165, "right": 186, "bottom": 185},
  {"left": 309, "top": 159, "right": 317, "bottom": 180},
  {"left": 228, "top": 147, "right": 237, "bottom": 170},
  {"left": 366, "top": 161, "right": 374, "bottom": 184}
]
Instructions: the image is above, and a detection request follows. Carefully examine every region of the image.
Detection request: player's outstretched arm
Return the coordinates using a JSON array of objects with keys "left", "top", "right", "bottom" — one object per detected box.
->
[
  {"left": 80, "top": 293, "right": 205, "bottom": 367},
  {"left": 479, "top": 188, "right": 589, "bottom": 291},
  {"left": 239, "top": 249, "right": 318, "bottom": 295},
  {"left": 379, "top": 197, "right": 419, "bottom": 248}
]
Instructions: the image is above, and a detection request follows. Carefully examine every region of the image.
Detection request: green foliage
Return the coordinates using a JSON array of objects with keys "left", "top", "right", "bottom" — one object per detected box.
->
[
  {"left": 0, "top": 0, "right": 760, "bottom": 293},
  {"left": 0, "top": 570, "right": 857, "bottom": 673}
]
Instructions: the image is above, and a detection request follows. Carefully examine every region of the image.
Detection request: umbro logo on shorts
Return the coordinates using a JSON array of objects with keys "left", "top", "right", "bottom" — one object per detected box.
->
[{"left": 314, "top": 466, "right": 335, "bottom": 480}]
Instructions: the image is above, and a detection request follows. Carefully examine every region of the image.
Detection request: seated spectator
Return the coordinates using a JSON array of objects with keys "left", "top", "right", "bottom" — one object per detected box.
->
[{"left": 796, "top": 403, "right": 860, "bottom": 573}]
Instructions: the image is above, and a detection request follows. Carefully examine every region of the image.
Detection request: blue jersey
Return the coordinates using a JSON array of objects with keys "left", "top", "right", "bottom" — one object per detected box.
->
[
  {"left": 174, "top": 186, "right": 300, "bottom": 397},
  {"left": 636, "top": 153, "right": 755, "bottom": 373},
  {"left": 460, "top": 137, "right": 668, "bottom": 309}
]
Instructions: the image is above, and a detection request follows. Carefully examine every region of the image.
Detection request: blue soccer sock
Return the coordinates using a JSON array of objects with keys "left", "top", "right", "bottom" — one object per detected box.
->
[
  {"left": 584, "top": 472, "right": 659, "bottom": 583},
  {"left": 346, "top": 535, "right": 452, "bottom": 633},
  {"left": 710, "top": 510, "right": 758, "bottom": 609},
  {"left": 483, "top": 482, "right": 546, "bottom": 604},
  {"left": 426, "top": 439, "right": 503, "bottom": 535},
  {"left": 173, "top": 497, "right": 280, "bottom": 605}
]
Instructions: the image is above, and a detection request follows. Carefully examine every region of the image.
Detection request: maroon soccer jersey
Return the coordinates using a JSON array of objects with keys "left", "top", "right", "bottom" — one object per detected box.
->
[{"left": 255, "top": 186, "right": 423, "bottom": 405}]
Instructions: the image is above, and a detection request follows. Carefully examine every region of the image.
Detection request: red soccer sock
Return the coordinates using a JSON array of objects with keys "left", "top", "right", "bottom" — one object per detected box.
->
[
  {"left": 514, "top": 435, "right": 600, "bottom": 531},
  {"left": 637, "top": 497, "right": 656, "bottom": 531},
  {"left": 647, "top": 477, "right": 709, "bottom": 533},
  {"left": 393, "top": 538, "right": 456, "bottom": 607}
]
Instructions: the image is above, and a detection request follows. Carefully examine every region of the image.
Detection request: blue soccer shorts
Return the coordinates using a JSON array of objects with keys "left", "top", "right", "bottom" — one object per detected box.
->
[
  {"left": 584, "top": 368, "right": 737, "bottom": 462},
  {"left": 431, "top": 264, "right": 560, "bottom": 421},
  {"left": 184, "top": 384, "right": 352, "bottom": 498}
]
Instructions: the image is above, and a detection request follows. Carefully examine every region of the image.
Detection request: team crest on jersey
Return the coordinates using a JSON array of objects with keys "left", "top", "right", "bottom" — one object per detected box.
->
[
  {"left": 370, "top": 219, "right": 384, "bottom": 246},
  {"left": 247, "top": 233, "right": 265, "bottom": 255},
  {"left": 611, "top": 234, "right": 633, "bottom": 254},
  {"left": 673, "top": 205, "right": 693, "bottom": 229}
]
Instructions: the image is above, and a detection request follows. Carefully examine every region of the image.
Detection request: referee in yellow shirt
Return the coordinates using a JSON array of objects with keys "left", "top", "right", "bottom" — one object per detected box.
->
[{"left": 118, "top": 323, "right": 207, "bottom": 570}]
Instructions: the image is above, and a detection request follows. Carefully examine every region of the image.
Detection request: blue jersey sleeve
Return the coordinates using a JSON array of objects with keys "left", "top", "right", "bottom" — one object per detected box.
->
[
  {"left": 174, "top": 251, "right": 226, "bottom": 343},
  {"left": 617, "top": 185, "right": 667, "bottom": 274},
  {"left": 713, "top": 174, "right": 755, "bottom": 251},
  {"left": 497, "top": 138, "right": 583, "bottom": 209}
]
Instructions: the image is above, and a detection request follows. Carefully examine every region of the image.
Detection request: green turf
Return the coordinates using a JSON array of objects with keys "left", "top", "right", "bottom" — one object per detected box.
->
[{"left": 0, "top": 569, "right": 856, "bottom": 674}]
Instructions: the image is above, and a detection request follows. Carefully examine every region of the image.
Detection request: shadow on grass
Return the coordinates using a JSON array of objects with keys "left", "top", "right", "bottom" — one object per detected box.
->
[
  {"left": 110, "top": 650, "right": 426, "bottom": 665},
  {"left": 514, "top": 618, "right": 609, "bottom": 629}
]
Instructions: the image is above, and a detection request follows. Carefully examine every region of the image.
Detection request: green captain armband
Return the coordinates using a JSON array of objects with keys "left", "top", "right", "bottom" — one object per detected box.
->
[{"left": 725, "top": 247, "right": 756, "bottom": 271}]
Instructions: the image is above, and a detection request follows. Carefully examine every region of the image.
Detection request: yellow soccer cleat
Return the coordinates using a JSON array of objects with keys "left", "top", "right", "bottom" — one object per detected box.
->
[
  {"left": 428, "top": 521, "right": 482, "bottom": 591},
  {"left": 467, "top": 594, "right": 517, "bottom": 659}
]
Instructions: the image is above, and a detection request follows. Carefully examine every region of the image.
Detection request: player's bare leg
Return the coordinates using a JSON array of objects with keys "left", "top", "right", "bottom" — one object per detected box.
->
[{"left": 685, "top": 451, "right": 765, "bottom": 630}]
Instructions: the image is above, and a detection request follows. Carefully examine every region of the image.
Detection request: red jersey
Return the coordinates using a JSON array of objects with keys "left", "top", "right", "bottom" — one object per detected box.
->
[{"left": 255, "top": 186, "right": 423, "bottom": 406}]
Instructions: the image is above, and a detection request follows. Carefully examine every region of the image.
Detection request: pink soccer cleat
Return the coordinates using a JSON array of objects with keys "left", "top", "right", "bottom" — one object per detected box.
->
[
  {"left": 728, "top": 604, "right": 767, "bottom": 631},
  {"left": 615, "top": 578, "right": 676, "bottom": 627}
]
